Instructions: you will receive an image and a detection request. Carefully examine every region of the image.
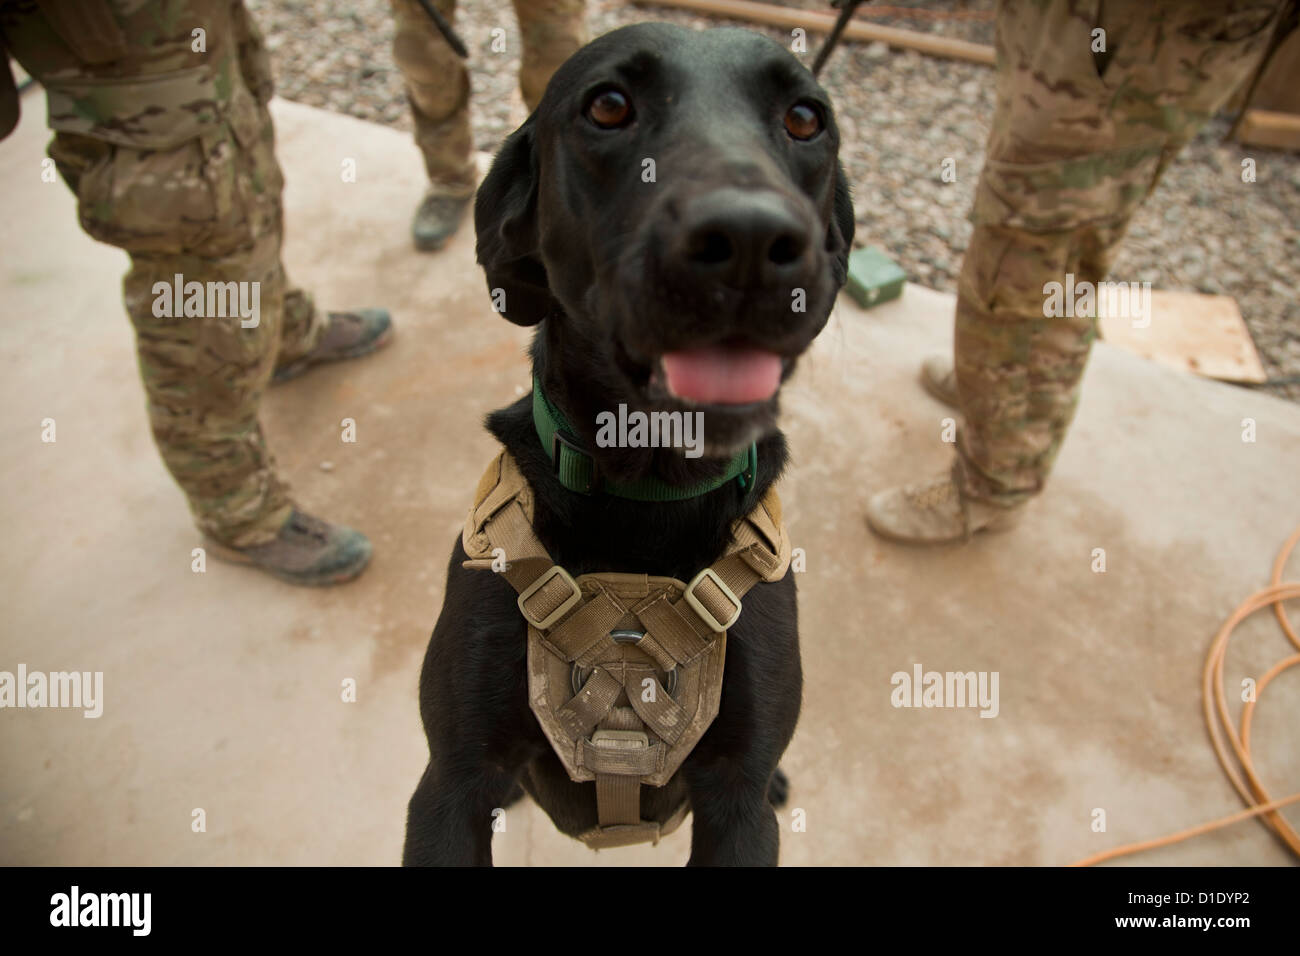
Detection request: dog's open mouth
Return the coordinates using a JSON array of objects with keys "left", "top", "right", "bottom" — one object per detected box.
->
[
  {"left": 611, "top": 335, "right": 795, "bottom": 453},
  {"left": 655, "top": 343, "right": 785, "bottom": 406}
]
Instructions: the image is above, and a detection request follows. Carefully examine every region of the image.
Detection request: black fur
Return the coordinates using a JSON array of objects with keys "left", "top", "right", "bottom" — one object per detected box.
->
[{"left": 403, "top": 23, "right": 853, "bottom": 866}]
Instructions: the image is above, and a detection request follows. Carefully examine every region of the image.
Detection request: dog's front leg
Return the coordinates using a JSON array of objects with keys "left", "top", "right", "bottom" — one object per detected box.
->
[
  {"left": 683, "top": 762, "right": 782, "bottom": 866},
  {"left": 403, "top": 544, "right": 535, "bottom": 866},
  {"left": 402, "top": 759, "right": 519, "bottom": 866},
  {"left": 682, "top": 582, "right": 800, "bottom": 866}
]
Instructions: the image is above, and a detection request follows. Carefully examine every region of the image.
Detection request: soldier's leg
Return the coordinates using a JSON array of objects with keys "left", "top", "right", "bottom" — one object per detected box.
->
[
  {"left": 511, "top": 0, "right": 587, "bottom": 112},
  {"left": 952, "top": 222, "right": 1120, "bottom": 506},
  {"left": 390, "top": 0, "right": 477, "bottom": 250},
  {"left": 123, "top": 247, "right": 293, "bottom": 548},
  {"left": 52, "top": 120, "right": 373, "bottom": 581},
  {"left": 231, "top": 0, "right": 275, "bottom": 107},
  {"left": 868, "top": 0, "right": 1285, "bottom": 542},
  {"left": 955, "top": 0, "right": 1285, "bottom": 507},
  {"left": 390, "top": 0, "right": 475, "bottom": 189},
  {"left": 228, "top": 0, "right": 391, "bottom": 377},
  {"left": 48, "top": 110, "right": 294, "bottom": 548},
  {"left": 17, "top": 3, "right": 371, "bottom": 581},
  {"left": 228, "top": 0, "right": 327, "bottom": 366}
]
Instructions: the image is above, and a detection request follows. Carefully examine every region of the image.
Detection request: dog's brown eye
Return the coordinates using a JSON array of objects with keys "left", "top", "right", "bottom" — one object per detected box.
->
[
  {"left": 588, "top": 89, "right": 632, "bottom": 129},
  {"left": 784, "top": 103, "right": 821, "bottom": 140}
]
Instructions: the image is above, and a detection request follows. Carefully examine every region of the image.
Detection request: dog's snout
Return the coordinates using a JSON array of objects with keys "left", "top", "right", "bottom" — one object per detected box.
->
[{"left": 676, "top": 189, "right": 812, "bottom": 288}]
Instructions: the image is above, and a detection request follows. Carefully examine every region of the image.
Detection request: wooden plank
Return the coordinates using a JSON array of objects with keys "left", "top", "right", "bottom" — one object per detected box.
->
[
  {"left": 1098, "top": 291, "right": 1266, "bottom": 384},
  {"left": 1242, "top": 29, "right": 1300, "bottom": 115},
  {"left": 631, "top": 0, "right": 997, "bottom": 66},
  {"left": 1236, "top": 109, "right": 1300, "bottom": 151}
]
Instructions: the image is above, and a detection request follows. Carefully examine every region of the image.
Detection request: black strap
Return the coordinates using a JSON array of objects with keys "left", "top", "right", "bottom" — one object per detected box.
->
[
  {"left": 813, "top": 0, "right": 874, "bottom": 77},
  {"left": 414, "top": 0, "right": 469, "bottom": 59}
]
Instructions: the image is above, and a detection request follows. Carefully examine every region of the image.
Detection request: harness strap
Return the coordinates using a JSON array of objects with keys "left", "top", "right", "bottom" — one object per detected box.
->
[
  {"left": 558, "top": 667, "right": 623, "bottom": 737},
  {"left": 547, "top": 589, "right": 626, "bottom": 660},
  {"left": 633, "top": 592, "right": 710, "bottom": 660},
  {"left": 630, "top": 676, "right": 687, "bottom": 744},
  {"left": 594, "top": 707, "right": 650, "bottom": 830}
]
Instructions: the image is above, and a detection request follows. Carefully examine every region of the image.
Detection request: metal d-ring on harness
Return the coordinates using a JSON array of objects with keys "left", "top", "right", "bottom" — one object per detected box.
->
[
  {"left": 572, "top": 630, "right": 680, "bottom": 697},
  {"left": 460, "top": 449, "right": 792, "bottom": 849}
]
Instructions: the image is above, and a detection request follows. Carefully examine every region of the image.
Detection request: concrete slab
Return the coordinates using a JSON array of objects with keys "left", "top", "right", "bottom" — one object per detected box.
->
[{"left": 2, "top": 94, "right": 1297, "bottom": 866}]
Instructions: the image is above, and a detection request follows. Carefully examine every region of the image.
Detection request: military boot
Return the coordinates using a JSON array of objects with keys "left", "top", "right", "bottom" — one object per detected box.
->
[
  {"left": 866, "top": 471, "right": 1023, "bottom": 545},
  {"left": 412, "top": 188, "right": 472, "bottom": 252},
  {"left": 920, "top": 355, "right": 958, "bottom": 407},
  {"left": 272, "top": 308, "right": 393, "bottom": 384},
  {"left": 205, "top": 509, "right": 372, "bottom": 586}
]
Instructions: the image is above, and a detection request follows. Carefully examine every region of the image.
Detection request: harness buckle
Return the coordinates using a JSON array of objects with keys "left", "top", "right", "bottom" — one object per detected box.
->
[
  {"left": 684, "top": 568, "right": 742, "bottom": 632},
  {"left": 590, "top": 729, "right": 649, "bottom": 750},
  {"left": 517, "top": 564, "right": 583, "bottom": 630},
  {"left": 551, "top": 430, "right": 598, "bottom": 494}
]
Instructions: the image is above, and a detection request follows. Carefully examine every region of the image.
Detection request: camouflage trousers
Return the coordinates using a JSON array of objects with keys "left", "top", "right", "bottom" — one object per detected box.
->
[
  {"left": 954, "top": 0, "right": 1286, "bottom": 505},
  {"left": 42, "top": 3, "right": 325, "bottom": 547},
  {"left": 390, "top": 0, "right": 587, "bottom": 194}
]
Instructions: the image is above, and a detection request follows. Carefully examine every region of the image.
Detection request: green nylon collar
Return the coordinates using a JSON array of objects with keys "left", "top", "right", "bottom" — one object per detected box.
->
[{"left": 531, "top": 377, "right": 757, "bottom": 501}]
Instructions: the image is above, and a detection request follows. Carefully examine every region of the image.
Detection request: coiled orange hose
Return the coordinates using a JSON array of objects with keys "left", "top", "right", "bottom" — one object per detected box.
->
[{"left": 1071, "top": 527, "right": 1300, "bottom": 866}]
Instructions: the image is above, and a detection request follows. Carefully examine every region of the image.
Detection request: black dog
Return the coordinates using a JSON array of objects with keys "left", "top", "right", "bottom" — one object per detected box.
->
[{"left": 403, "top": 22, "right": 853, "bottom": 866}]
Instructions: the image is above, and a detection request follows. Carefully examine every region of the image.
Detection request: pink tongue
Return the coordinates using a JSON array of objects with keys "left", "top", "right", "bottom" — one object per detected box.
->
[{"left": 660, "top": 346, "right": 783, "bottom": 404}]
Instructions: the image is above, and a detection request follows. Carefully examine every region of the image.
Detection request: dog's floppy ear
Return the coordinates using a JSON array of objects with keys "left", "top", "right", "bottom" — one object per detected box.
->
[
  {"left": 827, "top": 160, "right": 855, "bottom": 288},
  {"left": 474, "top": 118, "right": 553, "bottom": 326}
]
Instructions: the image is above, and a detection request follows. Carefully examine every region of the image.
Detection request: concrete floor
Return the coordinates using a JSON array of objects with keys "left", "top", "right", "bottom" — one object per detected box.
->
[{"left": 2, "top": 94, "right": 1298, "bottom": 866}]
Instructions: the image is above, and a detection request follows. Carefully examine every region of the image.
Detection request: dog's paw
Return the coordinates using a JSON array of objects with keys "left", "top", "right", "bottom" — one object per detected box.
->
[{"left": 767, "top": 768, "right": 790, "bottom": 809}]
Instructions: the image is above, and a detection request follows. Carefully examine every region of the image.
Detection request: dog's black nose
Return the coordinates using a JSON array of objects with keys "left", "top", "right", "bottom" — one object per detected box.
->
[{"left": 677, "top": 188, "right": 812, "bottom": 288}]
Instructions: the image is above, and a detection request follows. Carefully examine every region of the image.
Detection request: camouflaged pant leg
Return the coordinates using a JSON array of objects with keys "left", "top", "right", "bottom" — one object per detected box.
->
[
  {"left": 240, "top": 60, "right": 324, "bottom": 366},
  {"left": 511, "top": 0, "right": 587, "bottom": 112},
  {"left": 954, "top": 0, "right": 1285, "bottom": 505},
  {"left": 231, "top": 1, "right": 326, "bottom": 364},
  {"left": 276, "top": 285, "right": 323, "bottom": 363},
  {"left": 232, "top": 0, "right": 275, "bottom": 107},
  {"left": 49, "top": 45, "right": 297, "bottom": 548},
  {"left": 389, "top": 0, "right": 477, "bottom": 193}
]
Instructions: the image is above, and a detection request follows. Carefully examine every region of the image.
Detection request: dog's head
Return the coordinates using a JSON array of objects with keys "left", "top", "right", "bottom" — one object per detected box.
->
[{"left": 477, "top": 23, "right": 854, "bottom": 459}]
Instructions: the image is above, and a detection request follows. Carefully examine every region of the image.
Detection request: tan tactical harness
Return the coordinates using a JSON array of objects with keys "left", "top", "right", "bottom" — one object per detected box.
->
[{"left": 462, "top": 450, "right": 791, "bottom": 849}]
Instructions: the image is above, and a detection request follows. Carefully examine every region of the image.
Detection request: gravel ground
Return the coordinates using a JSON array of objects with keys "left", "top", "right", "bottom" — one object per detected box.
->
[{"left": 246, "top": 0, "right": 1300, "bottom": 400}]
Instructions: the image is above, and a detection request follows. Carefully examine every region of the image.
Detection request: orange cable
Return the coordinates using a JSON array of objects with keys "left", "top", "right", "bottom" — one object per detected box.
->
[
  {"left": 1070, "top": 527, "right": 1300, "bottom": 865},
  {"left": 1242, "top": 655, "right": 1300, "bottom": 752},
  {"left": 1071, "top": 792, "right": 1300, "bottom": 867}
]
